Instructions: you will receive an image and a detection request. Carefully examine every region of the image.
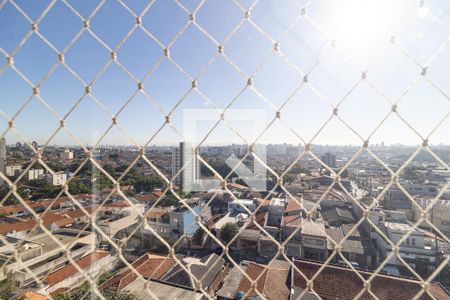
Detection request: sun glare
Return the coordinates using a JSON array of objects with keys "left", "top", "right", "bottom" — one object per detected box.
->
[{"left": 329, "top": 0, "right": 408, "bottom": 66}]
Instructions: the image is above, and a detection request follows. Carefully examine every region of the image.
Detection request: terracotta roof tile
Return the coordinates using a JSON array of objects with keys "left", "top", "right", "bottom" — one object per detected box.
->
[
  {"left": 147, "top": 207, "right": 170, "bottom": 219},
  {"left": 0, "top": 219, "right": 35, "bottom": 235},
  {"left": 100, "top": 253, "right": 175, "bottom": 290},
  {"left": 237, "top": 261, "right": 290, "bottom": 300},
  {"left": 44, "top": 250, "right": 110, "bottom": 286},
  {"left": 292, "top": 259, "right": 450, "bottom": 300},
  {"left": 282, "top": 214, "right": 302, "bottom": 227},
  {"left": 102, "top": 201, "right": 130, "bottom": 208}
]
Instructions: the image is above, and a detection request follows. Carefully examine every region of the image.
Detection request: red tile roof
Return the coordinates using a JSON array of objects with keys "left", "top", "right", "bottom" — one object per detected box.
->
[
  {"left": 44, "top": 250, "right": 110, "bottom": 286},
  {"left": 0, "top": 219, "right": 35, "bottom": 235},
  {"left": 282, "top": 214, "right": 302, "bottom": 227},
  {"left": 292, "top": 259, "right": 450, "bottom": 300},
  {"left": 247, "top": 211, "right": 268, "bottom": 229},
  {"left": 237, "top": 262, "right": 290, "bottom": 300},
  {"left": 102, "top": 201, "right": 131, "bottom": 208},
  {"left": 285, "top": 197, "right": 302, "bottom": 213},
  {"left": 100, "top": 253, "right": 175, "bottom": 290},
  {"left": 0, "top": 198, "right": 67, "bottom": 215},
  {"left": 147, "top": 207, "right": 169, "bottom": 219},
  {"left": 0, "top": 211, "right": 76, "bottom": 235},
  {"left": 135, "top": 193, "right": 157, "bottom": 203}
]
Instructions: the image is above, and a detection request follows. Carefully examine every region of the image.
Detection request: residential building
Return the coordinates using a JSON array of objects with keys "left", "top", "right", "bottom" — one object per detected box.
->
[
  {"left": 100, "top": 253, "right": 176, "bottom": 291},
  {"left": 291, "top": 259, "right": 450, "bottom": 299},
  {"left": 384, "top": 187, "right": 413, "bottom": 219},
  {"left": 267, "top": 197, "right": 285, "bottom": 227},
  {"left": 124, "top": 279, "right": 204, "bottom": 300},
  {"left": 414, "top": 198, "right": 450, "bottom": 237},
  {"left": 172, "top": 142, "right": 199, "bottom": 191},
  {"left": 28, "top": 168, "right": 44, "bottom": 181},
  {"left": 97, "top": 203, "right": 145, "bottom": 242},
  {"left": 0, "top": 229, "right": 95, "bottom": 288},
  {"left": 0, "top": 211, "right": 77, "bottom": 238},
  {"left": 142, "top": 207, "right": 172, "bottom": 238},
  {"left": 227, "top": 199, "right": 256, "bottom": 214},
  {"left": 326, "top": 224, "right": 377, "bottom": 269},
  {"left": 169, "top": 205, "right": 201, "bottom": 238},
  {"left": 46, "top": 171, "right": 67, "bottom": 186},
  {"left": 60, "top": 149, "right": 74, "bottom": 161},
  {"left": 6, "top": 165, "right": 21, "bottom": 177},
  {"left": 300, "top": 220, "right": 328, "bottom": 261},
  {"left": 159, "top": 253, "right": 225, "bottom": 294},
  {"left": 373, "top": 221, "right": 442, "bottom": 276},
  {"left": 404, "top": 182, "right": 439, "bottom": 196},
  {"left": 217, "top": 260, "right": 291, "bottom": 300},
  {"left": 41, "top": 250, "right": 113, "bottom": 295},
  {"left": 321, "top": 152, "right": 337, "bottom": 168}
]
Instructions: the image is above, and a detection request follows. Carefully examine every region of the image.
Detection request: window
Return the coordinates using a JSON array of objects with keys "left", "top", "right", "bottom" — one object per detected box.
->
[
  {"left": 412, "top": 238, "right": 416, "bottom": 246},
  {"left": 406, "top": 239, "right": 410, "bottom": 245}
]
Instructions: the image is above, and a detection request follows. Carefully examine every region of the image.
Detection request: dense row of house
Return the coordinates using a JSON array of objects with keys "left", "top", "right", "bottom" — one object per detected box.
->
[{"left": 0, "top": 174, "right": 449, "bottom": 299}]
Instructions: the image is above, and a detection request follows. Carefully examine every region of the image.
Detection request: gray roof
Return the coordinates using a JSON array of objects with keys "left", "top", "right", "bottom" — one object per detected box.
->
[
  {"left": 301, "top": 220, "right": 327, "bottom": 237},
  {"left": 321, "top": 207, "right": 355, "bottom": 223},
  {"left": 291, "top": 286, "right": 320, "bottom": 300},
  {"left": 160, "top": 253, "right": 225, "bottom": 290},
  {"left": 124, "top": 278, "right": 203, "bottom": 300},
  {"left": 216, "top": 265, "right": 247, "bottom": 299},
  {"left": 326, "top": 226, "right": 369, "bottom": 255}
]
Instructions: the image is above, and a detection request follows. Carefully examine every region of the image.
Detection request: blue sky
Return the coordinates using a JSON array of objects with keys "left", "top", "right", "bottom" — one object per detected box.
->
[{"left": 0, "top": 0, "right": 449, "bottom": 147}]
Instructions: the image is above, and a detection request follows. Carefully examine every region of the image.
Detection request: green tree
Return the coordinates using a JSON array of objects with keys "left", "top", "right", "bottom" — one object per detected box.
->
[
  {"left": 0, "top": 186, "right": 29, "bottom": 205},
  {"left": 193, "top": 227, "right": 205, "bottom": 245},
  {"left": 220, "top": 222, "right": 238, "bottom": 244},
  {"left": 97, "top": 270, "right": 118, "bottom": 285},
  {"left": 0, "top": 282, "right": 12, "bottom": 300},
  {"left": 102, "top": 287, "right": 138, "bottom": 300}
]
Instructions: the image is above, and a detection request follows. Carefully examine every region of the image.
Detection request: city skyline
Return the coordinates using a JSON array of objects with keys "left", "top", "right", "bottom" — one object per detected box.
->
[{"left": 1, "top": 1, "right": 450, "bottom": 299}]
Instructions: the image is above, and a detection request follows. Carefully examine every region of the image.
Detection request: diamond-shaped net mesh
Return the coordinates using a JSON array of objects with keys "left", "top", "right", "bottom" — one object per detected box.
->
[{"left": 0, "top": 0, "right": 449, "bottom": 299}]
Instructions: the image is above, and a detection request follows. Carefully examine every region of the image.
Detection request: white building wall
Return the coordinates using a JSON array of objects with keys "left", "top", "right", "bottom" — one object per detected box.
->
[{"left": 28, "top": 169, "right": 44, "bottom": 181}]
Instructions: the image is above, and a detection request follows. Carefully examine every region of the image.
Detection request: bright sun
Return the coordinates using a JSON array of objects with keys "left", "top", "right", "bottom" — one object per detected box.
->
[{"left": 325, "top": 0, "right": 426, "bottom": 67}]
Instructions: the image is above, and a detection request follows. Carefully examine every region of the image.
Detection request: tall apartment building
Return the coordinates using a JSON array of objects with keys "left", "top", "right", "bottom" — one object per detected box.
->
[
  {"left": 28, "top": 169, "right": 44, "bottom": 181},
  {"left": 0, "top": 138, "right": 6, "bottom": 185},
  {"left": 46, "top": 171, "right": 67, "bottom": 186},
  {"left": 171, "top": 142, "right": 199, "bottom": 191},
  {"left": 6, "top": 165, "right": 22, "bottom": 177},
  {"left": 60, "top": 149, "right": 74, "bottom": 161},
  {"left": 321, "top": 152, "right": 337, "bottom": 168}
]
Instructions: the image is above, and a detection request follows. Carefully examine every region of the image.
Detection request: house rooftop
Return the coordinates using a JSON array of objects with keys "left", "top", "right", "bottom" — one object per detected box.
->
[
  {"left": 230, "top": 199, "right": 254, "bottom": 205},
  {"left": 270, "top": 198, "right": 285, "bottom": 207},
  {"left": 301, "top": 220, "right": 327, "bottom": 237},
  {"left": 384, "top": 222, "right": 414, "bottom": 233},
  {"left": 44, "top": 250, "right": 110, "bottom": 286},
  {"left": 100, "top": 253, "right": 175, "bottom": 290},
  {"left": 124, "top": 278, "right": 203, "bottom": 300},
  {"left": 26, "top": 230, "right": 92, "bottom": 253},
  {"left": 235, "top": 260, "right": 291, "bottom": 300},
  {"left": 147, "top": 207, "right": 170, "bottom": 219},
  {"left": 292, "top": 259, "right": 450, "bottom": 300},
  {"left": 159, "top": 253, "right": 225, "bottom": 290}
]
